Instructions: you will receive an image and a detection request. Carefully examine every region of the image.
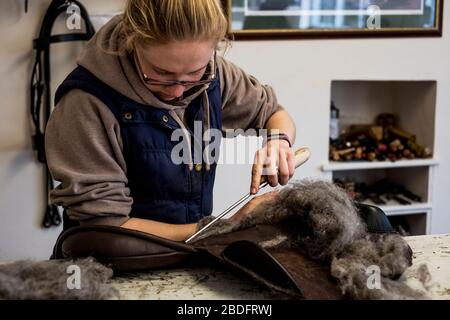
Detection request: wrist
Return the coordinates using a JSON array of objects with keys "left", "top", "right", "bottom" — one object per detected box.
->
[
  {"left": 185, "top": 223, "right": 198, "bottom": 240},
  {"left": 264, "top": 132, "right": 292, "bottom": 148}
]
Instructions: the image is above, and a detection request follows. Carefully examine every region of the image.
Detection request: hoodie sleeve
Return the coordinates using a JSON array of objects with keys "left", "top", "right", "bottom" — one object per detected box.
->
[
  {"left": 218, "top": 56, "right": 284, "bottom": 133},
  {"left": 45, "top": 89, "right": 133, "bottom": 227}
]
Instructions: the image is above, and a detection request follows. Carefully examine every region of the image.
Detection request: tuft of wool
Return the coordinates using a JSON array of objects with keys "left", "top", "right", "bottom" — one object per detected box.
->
[
  {"left": 331, "top": 234, "right": 430, "bottom": 299},
  {"left": 0, "top": 257, "right": 119, "bottom": 300}
]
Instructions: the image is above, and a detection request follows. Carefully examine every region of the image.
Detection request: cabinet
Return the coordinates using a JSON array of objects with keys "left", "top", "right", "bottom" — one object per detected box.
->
[{"left": 322, "top": 81, "right": 438, "bottom": 235}]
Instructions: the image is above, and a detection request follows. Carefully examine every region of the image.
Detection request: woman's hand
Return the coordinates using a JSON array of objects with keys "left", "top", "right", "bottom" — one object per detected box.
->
[
  {"left": 230, "top": 191, "right": 278, "bottom": 222},
  {"left": 250, "top": 139, "right": 295, "bottom": 194}
]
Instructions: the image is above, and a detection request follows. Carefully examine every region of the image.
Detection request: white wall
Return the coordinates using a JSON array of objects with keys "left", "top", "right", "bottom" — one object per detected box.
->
[
  {"left": 1, "top": 0, "right": 449, "bottom": 261},
  {"left": 0, "top": 0, "right": 126, "bottom": 261}
]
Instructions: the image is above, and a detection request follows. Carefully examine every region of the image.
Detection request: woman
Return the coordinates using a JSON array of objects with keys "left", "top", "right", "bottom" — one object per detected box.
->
[{"left": 45, "top": 0, "right": 296, "bottom": 241}]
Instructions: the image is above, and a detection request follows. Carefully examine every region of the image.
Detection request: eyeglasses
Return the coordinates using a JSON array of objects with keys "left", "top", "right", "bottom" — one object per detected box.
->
[{"left": 134, "top": 49, "right": 217, "bottom": 87}]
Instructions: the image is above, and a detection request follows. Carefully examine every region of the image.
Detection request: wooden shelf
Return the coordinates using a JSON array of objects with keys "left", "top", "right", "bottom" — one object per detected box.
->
[
  {"left": 361, "top": 197, "right": 432, "bottom": 216},
  {"left": 322, "top": 159, "right": 439, "bottom": 172},
  {"left": 380, "top": 203, "right": 431, "bottom": 216},
  {"left": 328, "top": 80, "right": 439, "bottom": 235}
]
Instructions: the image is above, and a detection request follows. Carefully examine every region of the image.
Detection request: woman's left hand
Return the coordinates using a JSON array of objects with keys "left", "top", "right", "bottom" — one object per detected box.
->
[
  {"left": 250, "top": 139, "right": 295, "bottom": 194},
  {"left": 230, "top": 191, "right": 278, "bottom": 222}
]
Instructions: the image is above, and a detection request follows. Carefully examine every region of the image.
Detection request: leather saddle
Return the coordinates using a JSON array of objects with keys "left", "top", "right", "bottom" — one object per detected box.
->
[{"left": 52, "top": 203, "right": 396, "bottom": 300}]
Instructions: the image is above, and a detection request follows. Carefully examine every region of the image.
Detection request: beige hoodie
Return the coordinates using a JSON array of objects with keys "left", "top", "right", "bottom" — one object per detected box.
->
[{"left": 45, "top": 15, "right": 282, "bottom": 227}]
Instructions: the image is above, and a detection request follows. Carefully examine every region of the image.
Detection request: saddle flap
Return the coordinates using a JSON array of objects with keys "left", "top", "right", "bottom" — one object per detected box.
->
[
  {"left": 52, "top": 225, "right": 197, "bottom": 271},
  {"left": 221, "top": 240, "right": 304, "bottom": 298},
  {"left": 193, "top": 223, "right": 343, "bottom": 300}
]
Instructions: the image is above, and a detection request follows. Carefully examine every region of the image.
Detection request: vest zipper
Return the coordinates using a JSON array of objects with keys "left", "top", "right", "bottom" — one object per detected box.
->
[{"left": 187, "top": 166, "right": 192, "bottom": 194}]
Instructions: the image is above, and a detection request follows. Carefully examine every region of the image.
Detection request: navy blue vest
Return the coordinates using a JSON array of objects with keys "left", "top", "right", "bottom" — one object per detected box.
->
[{"left": 54, "top": 66, "right": 222, "bottom": 224}]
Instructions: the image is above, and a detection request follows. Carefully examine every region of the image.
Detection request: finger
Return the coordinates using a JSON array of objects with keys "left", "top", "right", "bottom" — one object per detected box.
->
[
  {"left": 250, "top": 149, "right": 265, "bottom": 194},
  {"left": 278, "top": 151, "right": 290, "bottom": 185},
  {"left": 265, "top": 144, "right": 279, "bottom": 187},
  {"left": 286, "top": 149, "right": 295, "bottom": 179}
]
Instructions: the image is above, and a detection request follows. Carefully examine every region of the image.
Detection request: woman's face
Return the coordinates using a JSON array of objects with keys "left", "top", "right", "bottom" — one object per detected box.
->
[{"left": 135, "top": 40, "right": 215, "bottom": 102}]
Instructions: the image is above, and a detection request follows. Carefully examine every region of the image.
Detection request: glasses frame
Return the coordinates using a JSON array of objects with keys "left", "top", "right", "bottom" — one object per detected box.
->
[{"left": 134, "top": 48, "right": 217, "bottom": 87}]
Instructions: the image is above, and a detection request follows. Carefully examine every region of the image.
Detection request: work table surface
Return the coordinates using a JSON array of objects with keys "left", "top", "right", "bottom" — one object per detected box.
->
[{"left": 112, "top": 234, "right": 450, "bottom": 300}]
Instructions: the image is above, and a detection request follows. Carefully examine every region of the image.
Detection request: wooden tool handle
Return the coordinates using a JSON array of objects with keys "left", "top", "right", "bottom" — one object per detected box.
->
[{"left": 294, "top": 147, "right": 311, "bottom": 168}]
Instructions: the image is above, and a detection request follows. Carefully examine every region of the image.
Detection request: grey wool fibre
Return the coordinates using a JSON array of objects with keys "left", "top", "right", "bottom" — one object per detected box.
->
[
  {"left": 0, "top": 257, "right": 119, "bottom": 300},
  {"left": 195, "top": 179, "right": 431, "bottom": 300},
  {"left": 331, "top": 234, "right": 430, "bottom": 300}
]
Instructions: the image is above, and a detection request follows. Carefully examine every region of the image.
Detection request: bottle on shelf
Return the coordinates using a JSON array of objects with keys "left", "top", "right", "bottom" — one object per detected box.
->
[{"left": 330, "top": 101, "right": 340, "bottom": 142}]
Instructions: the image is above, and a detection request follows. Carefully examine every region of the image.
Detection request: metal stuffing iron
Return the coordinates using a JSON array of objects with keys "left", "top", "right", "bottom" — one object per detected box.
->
[{"left": 185, "top": 147, "right": 311, "bottom": 244}]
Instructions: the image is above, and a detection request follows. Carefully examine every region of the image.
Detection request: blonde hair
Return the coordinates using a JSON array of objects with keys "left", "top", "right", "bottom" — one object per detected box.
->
[{"left": 122, "top": 0, "right": 228, "bottom": 50}]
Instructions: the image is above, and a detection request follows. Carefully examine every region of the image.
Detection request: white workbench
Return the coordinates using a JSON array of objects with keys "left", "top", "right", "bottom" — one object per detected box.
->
[{"left": 113, "top": 234, "right": 450, "bottom": 300}]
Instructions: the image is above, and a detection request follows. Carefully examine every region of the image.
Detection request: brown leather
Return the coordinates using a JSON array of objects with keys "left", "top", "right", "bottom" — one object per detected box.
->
[
  {"left": 53, "top": 223, "right": 343, "bottom": 299},
  {"left": 53, "top": 225, "right": 198, "bottom": 271},
  {"left": 192, "top": 223, "right": 342, "bottom": 300}
]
